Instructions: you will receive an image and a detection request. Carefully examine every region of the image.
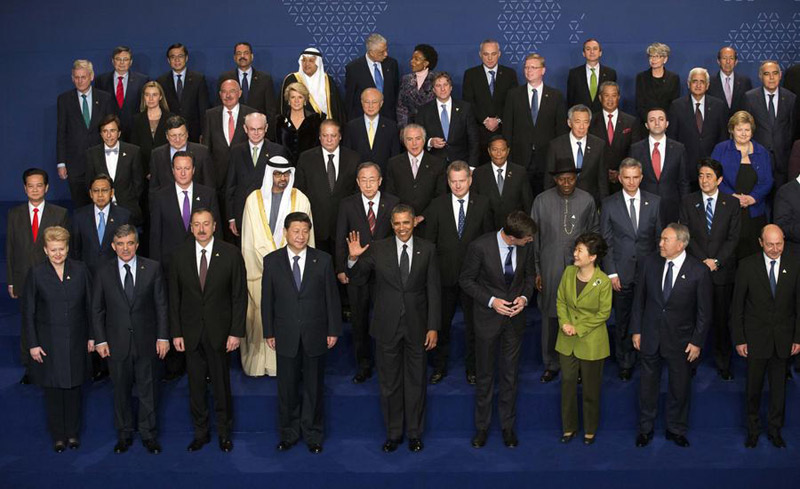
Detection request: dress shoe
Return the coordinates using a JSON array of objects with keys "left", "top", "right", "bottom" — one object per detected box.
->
[
  {"left": 308, "top": 443, "right": 323, "bottom": 454},
  {"left": 114, "top": 438, "right": 133, "bottom": 454},
  {"left": 635, "top": 431, "right": 654, "bottom": 447},
  {"left": 67, "top": 438, "right": 80, "bottom": 450},
  {"left": 583, "top": 434, "right": 596, "bottom": 445},
  {"left": 92, "top": 369, "right": 109, "bottom": 382},
  {"left": 186, "top": 435, "right": 210, "bottom": 452},
  {"left": 219, "top": 438, "right": 233, "bottom": 452},
  {"left": 665, "top": 431, "right": 690, "bottom": 447},
  {"left": 352, "top": 368, "right": 372, "bottom": 384},
  {"left": 768, "top": 433, "right": 787, "bottom": 448},
  {"left": 143, "top": 438, "right": 162, "bottom": 454},
  {"left": 618, "top": 369, "right": 632, "bottom": 382},
  {"left": 471, "top": 430, "right": 488, "bottom": 448},
  {"left": 540, "top": 370, "right": 558, "bottom": 383},
  {"left": 54, "top": 441, "right": 66, "bottom": 453},
  {"left": 465, "top": 371, "right": 477, "bottom": 385},
  {"left": 718, "top": 369, "right": 734, "bottom": 381},
  {"left": 560, "top": 432, "right": 576, "bottom": 444},
  {"left": 382, "top": 438, "right": 402, "bottom": 453},
  {"left": 19, "top": 374, "right": 31, "bottom": 385},
  {"left": 429, "top": 370, "right": 446, "bottom": 385},
  {"left": 502, "top": 429, "right": 518, "bottom": 448},
  {"left": 408, "top": 438, "right": 424, "bottom": 452},
  {"left": 744, "top": 433, "right": 759, "bottom": 448},
  {"left": 277, "top": 439, "right": 298, "bottom": 451}
]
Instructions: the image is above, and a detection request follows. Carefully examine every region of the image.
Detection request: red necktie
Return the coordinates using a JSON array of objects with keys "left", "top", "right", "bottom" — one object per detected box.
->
[
  {"left": 227, "top": 110, "right": 235, "bottom": 144},
  {"left": 367, "top": 201, "right": 376, "bottom": 235},
  {"left": 32, "top": 208, "right": 39, "bottom": 242},
  {"left": 652, "top": 142, "right": 662, "bottom": 180},
  {"left": 607, "top": 114, "right": 614, "bottom": 145},
  {"left": 116, "top": 76, "right": 124, "bottom": 109}
]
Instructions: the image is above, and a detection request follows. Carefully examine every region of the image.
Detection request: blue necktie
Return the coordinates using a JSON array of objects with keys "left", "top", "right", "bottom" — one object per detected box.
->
[
  {"left": 488, "top": 70, "right": 495, "bottom": 96},
  {"left": 97, "top": 211, "right": 105, "bottom": 244},
  {"left": 769, "top": 260, "right": 777, "bottom": 297},
  {"left": 440, "top": 104, "right": 450, "bottom": 140},
  {"left": 705, "top": 197, "right": 714, "bottom": 234},
  {"left": 530, "top": 89, "right": 539, "bottom": 125},
  {"left": 504, "top": 246, "right": 514, "bottom": 285},
  {"left": 457, "top": 199, "right": 465, "bottom": 239},
  {"left": 576, "top": 141, "right": 583, "bottom": 170},
  {"left": 663, "top": 261, "right": 674, "bottom": 302},
  {"left": 373, "top": 63, "right": 384, "bottom": 93},
  {"left": 292, "top": 255, "right": 302, "bottom": 290},
  {"left": 241, "top": 72, "right": 249, "bottom": 102}
]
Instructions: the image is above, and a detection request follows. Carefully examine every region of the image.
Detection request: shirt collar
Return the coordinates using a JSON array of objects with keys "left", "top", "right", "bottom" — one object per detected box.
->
[
  {"left": 196, "top": 237, "right": 214, "bottom": 254},
  {"left": 452, "top": 192, "right": 469, "bottom": 204},
  {"left": 362, "top": 191, "right": 380, "bottom": 205},
  {"left": 114, "top": 71, "right": 128, "bottom": 79},
  {"left": 491, "top": 161, "right": 507, "bottom": 172},
  {"left": 289, "top": 246, "right": 308, "bottom": 260},
  {"left": 603, "top": 108, "right": 619, "bottom": 119},
  {"left": 238, "top": 67, "right": 253, "bottom": 77},
  {"left": 118, "top": 255, "right": 137, "bottom": 269},
  {"left": 324, "top": 146, "right": 340, "bottom": 159},
  {"left": 395, "top": 236, "right": 413, "bottom": 249},
  {"left": 77, "top": 86, "right": 92, "bottom": 96},
  {"left": 569, "top": 132, "right": 587, "bottom": 145},
  {"left": 701, "top": 189, "right": 719, "bottom": 200},
  {"left": 94, "top": 204, "right": 110, "bottom": 215},
  {"left": 29, "top": 201, "right": 45, "bottom": 213},
  {"left": 173, "top": 69, "right": 186, "bottom": 77},
  {"left": 176, "top": 182, "right": 193, "bottom": 194},
  {"left": 623, "top": 189, "right": 641, "bottom": 201},
  {"left": 364, "top": 113, "right": 380, "bottom": 125}
]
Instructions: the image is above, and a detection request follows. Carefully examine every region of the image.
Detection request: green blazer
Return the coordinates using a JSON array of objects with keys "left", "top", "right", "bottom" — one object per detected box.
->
[{"left": 555, "top": 265, "right": 612, "bottom": 360}]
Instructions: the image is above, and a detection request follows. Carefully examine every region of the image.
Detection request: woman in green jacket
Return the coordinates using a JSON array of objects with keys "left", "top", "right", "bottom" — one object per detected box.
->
[{"left": 556, "top": 232, "right": 612, "bottom": 445}]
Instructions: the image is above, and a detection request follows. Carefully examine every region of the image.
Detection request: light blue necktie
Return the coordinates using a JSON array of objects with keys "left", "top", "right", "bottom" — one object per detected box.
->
[
  {"left": 97, "top": 211, "right": 105, "bottom": 244},
  {"left": 440, "top": 104, "right": 450, "bottom": 140},
  {"left": 373, "top": 63, "right": 384, "bottom": 93},
  {"left": 576, "top": 141, "right": 584, "bottom": 170},
  {"left": 705, "top": 197, "right": 714, "bottom": 234}
]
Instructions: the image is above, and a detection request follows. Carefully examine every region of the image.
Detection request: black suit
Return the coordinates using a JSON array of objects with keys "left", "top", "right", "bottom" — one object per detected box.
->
[
  {"left": 70, "top": 203, "right": 131, "bottom": 275},
  {"left": 262, "top": 246, "right": 341, "bottom": 445},
  {"left": 335, "top": 192, "right": 399, "bottom": 370},
  {"left": 342, "top": 116, "right": 401, "bottom": 175},
  {"left": 417, "top": 98, "right": 480, "bottom": 166},
  {"left": 774, "top": 180, "right": 800, "bottom": 258},
  {"left": 462, "top": 64, "right": 519, "bottom": 164},
  {"left": 385, "top": 152, "right": 447, "bottom": 216},
  {"left": 202, "top": 104, "right": 256, "bottom": 191},
  {"left": 460, "top": 231, "right": 535, "bottom": 431},
  {"left": 471, "top": 161, "right": 533, "bottom": 230},
  {"left": 786, "top": 64, "right": 800, "bottom": 138},
  {"left": 503, "top": 84, "right": 569, "bottom": 196},
  {"left": 294, "top": 146, "right": 360, "bottom": 253},
  {"left": 148, "top": 142, "right": 216, "bottom": 194},
  {"left": 156, "top": 70, "right": 209, "bottom": 142},
  {"left": 708, "top": 71, "right": 753, "bottom": 118},
  {"left": 130, "top": 111, "right": 172, "bottom": 177},
  {"left": 92, "top": 256, "right": 168, "bottom": 441},
  {"left": 422, "top": 193, "right": 493, "bottom": 375},
  {"left": 631, "top": 252, "right": 712, "bottom": 437},
  {"left": 217, "top": 69, "right": 278, "bottom": 124},
  {"left": 667, "top": 95, "right": 728, "bottom": 188},
  {"left": 680, "top": 191, "right": 741, "bottom": 373},
  {"left": 86, "top": 142, "right": 144, "bottom": 226},
  {"left": 566, "top": 64, "right": 617, "bottom": 114},
  {"left": 543, "top": 133, "right": 608, "bottom": 201},
  {"left": 224, "top": 140, "right": 289, "bottom": 229},
  {"left": 346, "top": 237, "right": 441, "bottom": 440},
  {"left": 743, "top": 87, "right": 797, "bottom": 186},
  {"left": 629, "top": 138, "right": 690, "bottom": 225},
  {"left": 344, "top": 56, "right": 400, "bottom": 120},
  {"left": 168, "top": 238, "right": 246, "bottom": 440},
  {"left": 589, "top": 110, "right": 643, "bottom": 194},
  {"left": 95, "top": 71, "right": 149, "bottom": 136},
  {"left": 57, "top": 88, "right": 118, "bottom": 206}
]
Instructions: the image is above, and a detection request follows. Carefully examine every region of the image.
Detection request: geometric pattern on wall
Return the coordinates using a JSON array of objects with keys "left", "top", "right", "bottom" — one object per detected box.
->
[
  {"left": 497, "top": 0, "right": 563, "bottom": 65},
  {"left": 725, "top": 12, "right": 800, "bottom": 65},
  {"left": 281, "top": 0, "right": 390, "bottom": 83},
  {"left": 568, "top": 13, "right": 586, "bottom": 44}
]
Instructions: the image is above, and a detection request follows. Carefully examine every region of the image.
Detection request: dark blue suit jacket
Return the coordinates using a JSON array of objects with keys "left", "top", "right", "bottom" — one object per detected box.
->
[
  {"left": 344, "top": 56, "right": 400, "bottom": 121},
  {"left": 629, "top": 137, "right": 689, "bottom": 225},
  {"left": 70, "top": 203, "right": 131, "bottom": 275},
  {"left": 712, "top": 139, "right": 773, "bottom": 218},
  {"left": 95, "top": 71, "right": 149, "bottom": 136}
]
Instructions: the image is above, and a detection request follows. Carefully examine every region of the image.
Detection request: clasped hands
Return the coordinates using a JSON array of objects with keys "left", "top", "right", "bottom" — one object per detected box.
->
[{"left": 491, "top": 296, "right": 526, "bottom": 317}]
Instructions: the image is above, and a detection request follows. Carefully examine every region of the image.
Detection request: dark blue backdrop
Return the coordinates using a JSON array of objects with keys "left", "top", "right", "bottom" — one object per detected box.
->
[{"left": 1, "top": 0, "right": 798, "bottom": 200}]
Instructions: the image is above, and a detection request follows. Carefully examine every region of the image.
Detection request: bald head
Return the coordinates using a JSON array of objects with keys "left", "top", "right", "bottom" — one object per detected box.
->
[
  {"left": 361, "top": 88, "right": 384, "bottom": 118},
  {"left": 760, "top": 224, "right": 784, "bottom": 260},
  {"left": 219, "top": 78, "right": 242, "bottom": 109}
]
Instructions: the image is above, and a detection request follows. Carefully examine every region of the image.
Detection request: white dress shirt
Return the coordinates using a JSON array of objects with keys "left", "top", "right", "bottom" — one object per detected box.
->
[
  {"left": 94, "top": 204, "right": 110, "bottom": 229},
  {"left": 569, "top": 133, "right": 588, "bottom": 166},
  {"left": 364, "top": 114, "right": 380, "bottom": 134},
  {"left": 483, "top": 64, "right": 498, "bottom": 87},
  {"left": 395, "top": 236, "right": 413, "bottom": 268},
  {"left": 585, "top": 63, "right": 601, "bottom": 90},
  {"left": 117, "top": 255, "right": 137, "bottom": 287},
  {"left": 195, "top": 237, "right": 214, "bottom": 274},
  {"left": 28, "top": 201, "right": 45, "bottom": 226},
  {"left": 691, "top": 95, "right": 706, "bottom": 117},
  {"left": 222, "top": 104, "right": 240, "bottom": 144},
  {"left": 451, "top": 192, "right": 470, "bottom": 229},
  {"left": 763, "top": 87, "right": 780, "bottom": 115},
  {"left": 361, "top": 191, "right": 381, "bottom": 216},
  {"left": 701, "top": 189, "right": 719, "bottom": 215},
  {"left": 104, "top": 142, "right": 120, "bottom": 181},
  {"left": 603, "top": 109, "right": 619, "bottom": 132},
  {"left": 491, "top": 161, "right": 507, "bottom": 180},
  {"left": 323, "top": 146, "right": 341, "bottom": 181},
  {"left": 764, "top": 253, "right": 781, "bottom": 286},
  {"left": 114, "top": 71, "right": 129, "bottom": 97},
  {"left": 238, "top": 67, "right": 253, "bottom": 90},
  {"left": 176, "top": 183, "right": 194, "bottom": 210},
  {"left": 367, "top": 55, "right": 383, "bottom": 86},
  {"left": 662, "top": 250, "right": 687, "bottom": 289},
  {"left": 527, "top": 82, "right": 543, "bottom": 110},
  {"left": 288, "top": 247, "right": 308, "bottom": 280},
  {"left": 173, "top": 69, "right": 187, "bottom": 93},
  {"left": 649, "top": 135, "right": 667, "bottom": 164}
]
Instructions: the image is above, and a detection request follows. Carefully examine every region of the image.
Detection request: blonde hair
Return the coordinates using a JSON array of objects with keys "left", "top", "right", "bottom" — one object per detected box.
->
[
  {"left": 646, "top": 43, "right": 670, "bottom": 58},
  {"left": 283, "top": 82, "right": 309, "bottom": 104},
  {"left": 727, "top": 110, "right": 756, "bottom": 135},
  {"left": 72, "top": 59, "right": 94, "bottom": 77},
  {"left": 140, "top": 81, "right": 170, "bottom": 112},
  {"left": 44, "top": 226, "right": 70, "bottom": 244}
]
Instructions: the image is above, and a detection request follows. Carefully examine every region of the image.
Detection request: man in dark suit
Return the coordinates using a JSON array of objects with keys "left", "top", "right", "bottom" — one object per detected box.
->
[
  {"left": 156, "top": 43, "right": 209, "bottom": 142},
  {"left": 295, "top": 120, "right": 359, "bottom": 254},
  {"left": 93, "top": 225, "right": 169, "bottom": 455},
  {"left": 503, "top": 53, "right": 569, "bottom": 197},
  {"left": 462, "top": 39, "right": 519, "bottom": 164},
  {"left": 460, "top": 211, "right": 536, "bottom": 448},
  {"left": 731, "top": 224, "right": 800, "bottom": 449},
  {"left": 149, "top": 115, "right": 215, "bottom": 193},
  {"left": 631, "top": 223, "right": 712, "bottom": 448},
  {"left": 335, "top": 162, "right": 400, "bottom": 383},
  {"left": 345, "top": 33, "right": 399, "bottom": 121},
  {"left": 544, "top": 104, "right": 607, "bottom": 201},
  {"left": 416, "top": 72, "right": 480, "bottom": 167},
  {"left": 566, "top": 38, "right": 617, "bottom": 115},
  {"left": 679, "top": 158, "right": 741, "bottom": 380},
  {"left": 217, "top": 42, "right": 278, "bottom": 125},
  {"left": 346, "top": 204, "right": 440, "bottom": 453},
  {"left": 85, "top": 115, "right": 144, "bottom": 226},
  {"left": 385, "top": 124, "right": 447, "bottom": 216},
  {"left": 775, "top": 176, "right": 800, "bottom": 264},
  {"left": 263, "top": 212, "right": 341, "bottom": 454},
  {"left": 708, "top": 47, "right": 753, "bottom": 118},
  {"left": 6, "top": 169, "right": 70, "bottom": 384},
  {"left": 342, "top": 88, "right": 401, "bottom": 175},
  {"left": 743, "top": 60, "right": 797, "bottom": 188},
  {"left": 629, "top": 108, "right": 690, "bottom": 225},
  {"left": 170, "top": 208, "right": 246, "bottom": 453},
  {"left": 590, "top": 81, "right": 643, "bottom": 195},
  {"left": 57, "top": 59, "right": 117, "bottom": 207},
  {"left": 225, "top": 112, "right": 289, "bottom": 237},
  {"left": 600, "top": 158, "right": 662, "bottom": 381},
  {"left": 94, "top": 46, "right": 149, "bottom": 137},
  {"left": 667, "top": 68, "right": 728, "bottom": 191},
  {"left": 422, "top": 161, "right": 494, "bottom": 385},
  {"left": 471, "top": 135, "right": 533, "bottom": 230}
]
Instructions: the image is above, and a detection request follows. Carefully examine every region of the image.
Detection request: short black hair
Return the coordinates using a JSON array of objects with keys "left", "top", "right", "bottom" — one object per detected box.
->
[
  {"left": 504, "top": 211, "right": 537, "bottom": 239},
  {"left": 488, "top": 134, "right": 508, "bottom": 146},
  {"left": 391, "top": 203, "right": 416, "bottom": 219},
  {"left": 89, "top": 173, "right": 114, "bottom": 188},
  {"left": 166, "top": 43, "right": 188, "bottom": 58},
  {"left": 233, "top": 41, "right": 253, "bottom": 54},
  {"left": 414, "top": 44, "right": 438, "bottom": 70},
  {"left": 646, "top": 107, "right": 669, "bottom": 121},
  {"left": 165, "top": 114, "right": 187, "bottom": 131},
  {"left": 172, "top": 150, "right": 195, "bottom": 167},
  {"left": 112, "top": 46, "right": 132, "bottom": 58},
  {"left": 99, "top": 114, "right": 121, "bottom": 133},
  {"left": 23, "top": 168, "right": 49, "bottom": 186},
  {"left": 284, "top": 212, "right": 312, "bottom": 229},
  {"left": 190, "top": 207, "right": 214, "bottom": 222},
  {"left": 575, "top": 232, "right": 608, "bottom": 261},
  {"left": 697, "top": 157, "right": 723, "bottom": 180}
]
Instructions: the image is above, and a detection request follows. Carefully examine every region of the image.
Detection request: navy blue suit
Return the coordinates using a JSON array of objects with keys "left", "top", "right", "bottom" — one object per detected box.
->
[
  {"left": 70, "top": 203, "right": 131, "bottom": 275},
  {"left": 629, "top": 138, "right": 690, "bottom": 225},
  {"left": 95, "top": 71, "right": 149, "bottom": 137}
]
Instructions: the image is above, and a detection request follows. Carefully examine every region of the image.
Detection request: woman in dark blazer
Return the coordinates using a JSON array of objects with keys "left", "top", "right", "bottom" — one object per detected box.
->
[
  {"left": 555, "top": 232, "right": 612, "bottom": 445},
  {"left": 712, "top": 110, "right": 773, "bottom": 258},
  {"left": 130, "top": 81, "right": 172, "bottom": 179},
  {"left": 635, "top": 42, "right": 680, "bottom": 122},
  {"left": 274, "top": 82, "right": 322, "bottom": 164},
  {"left": 23, "top": 226, "right": 93, "bottom": 452},
  {"left": 396, "top": 44, "right": 438, "bottom": 128}
]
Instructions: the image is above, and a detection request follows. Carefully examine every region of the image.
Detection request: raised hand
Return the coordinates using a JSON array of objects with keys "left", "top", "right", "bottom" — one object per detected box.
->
[{"left": 347, "top": 230, "right": 369, "bottom": 259}]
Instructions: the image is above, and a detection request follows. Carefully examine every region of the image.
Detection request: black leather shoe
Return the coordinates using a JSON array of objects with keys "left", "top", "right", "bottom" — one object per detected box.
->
[
  {"left": 187, "top": 436, "right": 210, "bottom": 452},
  {"left": 308, "top": 443, "right": 323, "bottom": 454},
  {"left": 408, "top": 438, "right": 424, "bottom": 452},
  {"left": 583, "top": 434, "right": 596, "bottom": 445},
  {"left": 768, "top": 433, "right": 787, "bottom": 448},
  {"left": 143, "top": 439, "right": 161, "bottom": 454},
  {"left": 19, "top": 374, "right": 31, "bottom": 385},
  {"left": 665, "top": 431, "right": 690, "bottom": 447},
  {"left": 744, "top": 433, "right": 759, "bottom": 448},
  {"left": 540, "top": 370, "right": 558, "bottom": 383},
  {"left": 114, "top": 438, "right": 133, "bottom": 454},
  {"left": 560, "top": 432, "right": 576, "bottom": 444},
  {"left": 92, "top": 369, "right": 109, "bottom": 382},
  {"left": 635, "top": 431, "right": 654, "bottom": 447},
  {"left": 502, "top": 429, "right": 518, "bottom": 448},
  {"left": 382, "top": 438, "right": 402, "bottom": 453},
  {"left": 54, "top": 441, "right": 66, "bottom": 453},
  {"left": 219, "top": 438, "right": 233, "bottom": 452},
  {"left": 429, "top": 370, "right": 446, "bottom": 385},
  {"left": 718, "top": 369, "right": 734, "bottom": 381},
  {"left": 471, "top": 430, "right": 488, "bottom": 448},
  {"left": 352, "top": 368, "right": 372, "bottom": 384},
  {"left": 466, "top": 371, "right": 477, "bottom": 385},
  {"left": 277, "top": 439, "right": 298, "bottom": 451},
  {"left": 619, "top": 369, "right": 632, "bottom": 382},
  {"left": 67, "top": 438, "right": 80, "bottom": 450}
]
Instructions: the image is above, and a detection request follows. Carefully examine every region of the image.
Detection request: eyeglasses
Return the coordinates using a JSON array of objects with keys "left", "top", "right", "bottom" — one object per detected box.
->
[
  {"left": 168, "top": 54, "right": 187, "bottom": 61},
  {"left": 113, "top": 57, "right": 131, "bottom": 63}
]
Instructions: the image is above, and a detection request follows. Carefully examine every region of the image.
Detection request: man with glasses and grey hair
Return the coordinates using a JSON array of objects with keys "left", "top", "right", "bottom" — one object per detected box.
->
[{"left": 345, "top": 33, "right": 400, "bottom": 120}]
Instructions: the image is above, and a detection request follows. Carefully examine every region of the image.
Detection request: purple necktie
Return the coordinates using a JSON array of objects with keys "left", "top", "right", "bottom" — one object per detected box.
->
[{"left": 182, "top": 190, "right": 190, "bottom": 230}]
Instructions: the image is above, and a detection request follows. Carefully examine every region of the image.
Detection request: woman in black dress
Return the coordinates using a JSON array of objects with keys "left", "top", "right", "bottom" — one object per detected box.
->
[
  {"left": 274, "top": 82, "right": 321, "bottom": 164},
  {"left": 635, "top": 42, "right": 680, "bottom": 122},
  {"left": 129, "top": 81, "right": 172, "bottom": 179}
]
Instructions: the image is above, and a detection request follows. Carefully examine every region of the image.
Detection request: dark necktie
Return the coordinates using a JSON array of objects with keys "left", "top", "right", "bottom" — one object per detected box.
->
[
  {"left": 769, "top": 260, "right": 777, "bottom": 297},
  {"left": 81, "top": 94, "right": 90, "bottom": 128},
  {"left": 504, "top": 246, "right": 514, "bottom": 286},
  {"left": 327, "top": 154, "right": 336, "bottom": 192},
  {"left": 292, "top": 255, "right": 302, "bottom": 290},
  {"left": 530, "top": 89, "right": 539, "bottom": 125},
  {"left": 629, "top": 198, "right": 637, "bottom": 234},
  {"left": 768, "top": 94, "right": 776, "bottom": 126},
  {"left": 457, "top": 199, "right": 465, "bottom": 239},
  {"left": 241, "top": 72, "right": 249, "bottom": 102},
  {"left": 367, "top": 201, "right": 376, "bottom": 235},
  {"left": 695, "top": 102, "right": 703, "bottom": 133},
  {"left": 176, "top": 74, "right": 183, "bottom": 100},
  {"left": 400, "top": 244, "right": 410, "bottom": 286},
  {"left": 123, "top": 263, "right": 134, "bottom": 304},
  {"left": 662, "top": 261, "right": 674, "bottom": 302},
  {"left": 488, "top": 70, "right": 495, "bottom": 96},
  {"left": 199, "top": 249, "right": 208, "bottom": 291},
  {"left": 576, "top": 141, "right": 583, "bottom": 170},
  {"left": 182, "top": 191, "right": 190, "bottom": 231},
  {"left": 706, "top": 197, "right": 714, "bottom": 234},
  {"left": 496, "top": 168, "right": 504, "bottom": 194}
]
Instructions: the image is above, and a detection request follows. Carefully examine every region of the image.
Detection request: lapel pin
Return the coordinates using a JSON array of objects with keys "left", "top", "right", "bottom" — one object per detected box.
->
[
  {"left": 66, "top": 276, "right": 71, "bottom": 280},
  {"left": 782, "top": 269, "right": 787, "bottom": 274},
  {"left": 571, "top": 214, "right": 576, "bottom": 219},
  {"left": 122, "top": 152, "right": 127, "bottom": 157},
  {"left": 644, "top": 201, "right": 649, "bottom": 206},
  {"left": 507, "top": 171, "right": 512, "bottom": 177},
  {"left": 109, "top": 218, "right": 115, "bottom": 222},
  {"left": 695, "top": 203, "right": 700, "bottom": 208},
  {"left": 312, "top": 258, "right": 318, "bottom": 263},
  {"left": 195, "top": 196, "right": 201, "bottom": 201},
  {"left": 455, "top": 107, "right": 460, "bottom": 112},
  {"left": 416, "top": 251, "right": 421, "bottom": 255},
  {"left": 681, "top": 274, "right": 686, "bottom": 279},
  {"left": 592, "top": 279, "right": 601, "bottom": 287},
  {"left": 215, "top": 253, "right": 220, "bottom": 257}
]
